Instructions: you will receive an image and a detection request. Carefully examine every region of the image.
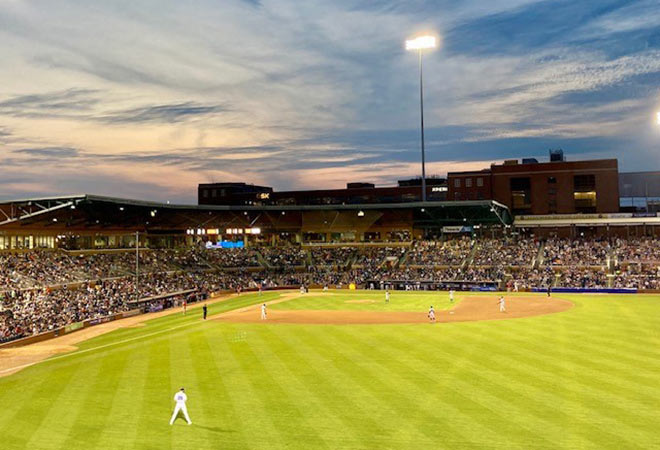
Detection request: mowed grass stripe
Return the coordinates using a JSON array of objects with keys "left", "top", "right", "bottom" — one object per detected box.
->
[
  {"left": 191, "top": 325, "right": 251, "bottom": 449},
  {"left": 30, "top": 348, "right": 143, "bottom": 450},
  {"left": 226, "top": 327, "right": 332, "bottom": 449},
  {"left": 289, "top": 324, "right": 477, "bottom": 448},
  {"left": 216, "top": 326, "right": 290, "bottom": 449},
  {"left": 483, "top": 325, "right": 660, "bottom": 439},
  {"left": 326, "top": 324, "right": 559, "bottom": 449},
  {"left": 7, "top": 360, "right": 90, "bottom": 450},
  {"left": 58, "top": 348, "right": 132, "bottom": 449},
  {"left": 132, "top": 337, "right": 173, "bottom": 450},
  {"left": 255, "top": 325, "right": 394, "bottom": 448},
  {"left": 260, "top": 324, "right": 400, "bottom": 447},
  {"left": 375, "top": 323, "right": 600, "bottom": 448},
  {"left": 90, "top": 344, "right": 151, "bottom": 449},
  {"left": 361, "top": 323, "right": 576, "bottom": 448},
  {"left": 482, "top": 320, "right": 660, "bottom": 409},
  {"left": 419, "top": 322, "right": 652, "bottom": 447},
  {"left": 129, "top": 339, "right": 171, "bottom": 450}
]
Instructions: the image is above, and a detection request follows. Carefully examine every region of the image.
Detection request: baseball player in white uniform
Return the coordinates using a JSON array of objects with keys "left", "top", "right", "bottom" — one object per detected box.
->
[
  {"left": 169, "top": 388, "right": 192, "bottom": 425},
  {"left": 498, "top": 296, "right": 506, "bottom": 313},
  {"left": 261, "top": 303, "right": 267, "bottom": 320},
  {"left": 428, "top": 306, "right": 436, "bottom": 323},
  {"left": 449, "top": 290, "right": 454, "bottom": 303},
  {"left": 385, "top": 289, "right": 390, "bottom": 303}
]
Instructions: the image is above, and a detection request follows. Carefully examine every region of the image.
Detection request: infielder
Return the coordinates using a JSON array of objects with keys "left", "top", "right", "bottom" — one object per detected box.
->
[
  {"left": 169, "top": 388, "right": 192, "bottom": 425},
  {"left": 261, "top": 303, "right": 267, "bottom": 320},
  {"left": 428, "top": 305, "right": 436, "bottom": 323},
  {"left": 498, "top": 295, "right": 506, "bottom": 313},
  {"left": 385, "top": 289, "right": 390, "bottom": 303}
]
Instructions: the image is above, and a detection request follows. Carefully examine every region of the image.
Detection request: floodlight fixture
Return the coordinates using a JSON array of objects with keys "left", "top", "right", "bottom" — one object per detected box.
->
[{"left": 405, "top": 35, "right": 437, "bottom": 50}]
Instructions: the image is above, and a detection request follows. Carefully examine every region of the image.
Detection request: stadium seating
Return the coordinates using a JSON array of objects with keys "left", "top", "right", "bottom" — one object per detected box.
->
[{"left": 2, "top": 236, "right": 659, "bottom": 342}]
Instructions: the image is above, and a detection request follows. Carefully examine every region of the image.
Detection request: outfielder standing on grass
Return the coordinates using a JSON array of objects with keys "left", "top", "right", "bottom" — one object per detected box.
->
[
  {"left": 170, "top": 388, "right": 192, "bottom": 425},
  {"left": 449, "top": 289, "right": 455, "bottom": 303},
  {"left": 202, "top": 304, "right": 207, "bottom": 320},
  {"left": 385, "top": 289, "right": 390, "bottom": 303},
  {"left": 261, "top": 303, "right": 267, "bottom": 320}
]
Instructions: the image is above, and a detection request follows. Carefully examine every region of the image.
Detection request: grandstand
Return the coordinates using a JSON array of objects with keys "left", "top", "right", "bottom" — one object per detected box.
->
[{"left": 1, "top": 167, "right": 660, "bottom": 346}]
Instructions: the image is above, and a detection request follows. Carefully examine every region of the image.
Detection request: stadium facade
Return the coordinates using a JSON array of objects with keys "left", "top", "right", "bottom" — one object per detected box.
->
[{"left": 1, "top": 154, "right": 660, "bottom": 250}]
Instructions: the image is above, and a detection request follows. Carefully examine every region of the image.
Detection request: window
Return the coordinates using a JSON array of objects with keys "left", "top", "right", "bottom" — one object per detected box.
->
[
  {"left": 510, "top": 177, "right": 532, "bottom": 214},
  {"left": 476, "top": 177, "right": 483, "bottom": 187},
  {"left": 454, "top": 178, "right": 461, "bottom": 188},
  {"left": 574, "top": 175, "right": 597, "bottom": 212},
  {"left": 202, "top": 190, "right": 209, "bottom": 198},
  {"left": 548, "top": 176, "right": 557, "bottom": 184},
  {"left": 454, "top": 192, "right": 462, "bottom": 200},
  {"left": 465, "top": 178, "right": 472, "bottom": 188}
]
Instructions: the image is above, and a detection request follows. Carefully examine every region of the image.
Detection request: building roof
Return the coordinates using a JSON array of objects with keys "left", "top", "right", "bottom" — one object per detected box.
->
[{"left": 0, "top": 194, "right": 512, "bottom": 233}]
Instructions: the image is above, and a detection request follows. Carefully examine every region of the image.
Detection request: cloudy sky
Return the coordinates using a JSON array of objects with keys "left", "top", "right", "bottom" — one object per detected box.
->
[{"left": 1, "top": 0, "right": 660, "bottom": 203}]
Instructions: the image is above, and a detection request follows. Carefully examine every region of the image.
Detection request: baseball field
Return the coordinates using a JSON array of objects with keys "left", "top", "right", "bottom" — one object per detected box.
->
[{"left": 1, "top": 290, "right": 659, "bottom": 449}]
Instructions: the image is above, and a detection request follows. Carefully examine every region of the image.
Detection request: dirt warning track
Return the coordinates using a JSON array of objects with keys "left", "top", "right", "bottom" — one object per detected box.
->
[{"left": 213, "top": 296, "right": 574, "bottom": 325}]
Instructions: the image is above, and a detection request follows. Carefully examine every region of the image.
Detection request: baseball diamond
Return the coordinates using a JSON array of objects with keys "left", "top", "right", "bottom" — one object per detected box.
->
[{"left": 1, "top": 289, "right": 659, "bottom": 449}]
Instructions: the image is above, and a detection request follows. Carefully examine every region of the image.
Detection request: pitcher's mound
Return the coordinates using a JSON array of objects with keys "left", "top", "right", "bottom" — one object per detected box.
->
[{"left": 214, "top": 296, "right": 573, "bottom": 325}]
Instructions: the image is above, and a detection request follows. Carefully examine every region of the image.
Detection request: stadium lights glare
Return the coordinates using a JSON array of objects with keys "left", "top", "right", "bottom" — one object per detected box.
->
[
  {"left": 357, "top": 210, "right": 365, "bottom": 217},
  {"left": 405, "top": 35, "right": 437, "bottom": 50},
  {"left": 656, "top": 111, "right": 660, "bottom": 125}
]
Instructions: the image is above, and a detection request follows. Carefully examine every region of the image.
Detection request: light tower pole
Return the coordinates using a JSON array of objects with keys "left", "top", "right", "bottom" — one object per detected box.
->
[{"left": 406, "top": 35, "right": 437, "bottom": 202}]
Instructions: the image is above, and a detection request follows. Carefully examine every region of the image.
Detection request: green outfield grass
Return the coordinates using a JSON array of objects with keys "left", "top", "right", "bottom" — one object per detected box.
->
[
  {"left": 269, "top": 289, "right": 460, "bottom": 311},
  {"left": 1, "top": 290, "right": 659, "bottom": 449}
]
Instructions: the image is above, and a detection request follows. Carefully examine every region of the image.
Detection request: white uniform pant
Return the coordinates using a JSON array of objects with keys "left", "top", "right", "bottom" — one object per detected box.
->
[
  {"left": 170, "top": 404, "right": 192, "bottom": 424},
  {"left": 500, "top": 304, "right": 506, "bottom": 312},
  {"left": 261, "top": 311, "right": 267, "bottom": 320}
]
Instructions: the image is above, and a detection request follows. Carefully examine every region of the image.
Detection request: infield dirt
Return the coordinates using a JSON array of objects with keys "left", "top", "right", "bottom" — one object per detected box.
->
[{"left": 214, "top": 295, "right": 574, "bottom": 325}]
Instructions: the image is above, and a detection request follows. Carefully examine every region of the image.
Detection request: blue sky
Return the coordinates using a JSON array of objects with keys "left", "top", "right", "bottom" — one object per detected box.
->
[{"left": 1, "top": 0, "right": 660, "bottom": 203}]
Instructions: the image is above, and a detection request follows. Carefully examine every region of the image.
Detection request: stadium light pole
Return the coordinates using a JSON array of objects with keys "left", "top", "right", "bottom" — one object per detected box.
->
[{"left": 406, "top": 35, "right": 437, "bottom": 202}]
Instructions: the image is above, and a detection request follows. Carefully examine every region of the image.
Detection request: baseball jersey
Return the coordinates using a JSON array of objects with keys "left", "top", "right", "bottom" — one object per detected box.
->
[{"left": 174, "top": 392, "right": 187, "bottom": 405}]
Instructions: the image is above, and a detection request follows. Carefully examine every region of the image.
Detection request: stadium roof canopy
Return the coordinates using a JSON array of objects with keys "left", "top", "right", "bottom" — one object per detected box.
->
[{"left": 0, "top": 194, "right": 512, "bottom": 234}]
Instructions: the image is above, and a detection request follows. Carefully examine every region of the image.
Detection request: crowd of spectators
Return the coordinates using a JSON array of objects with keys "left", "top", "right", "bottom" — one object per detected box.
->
[
  {"left": 472, "top": 237, "right": 539, "bottom": 266},
  {"left": 613, "top": 238, "right": 660, "bottom": 263},
  {"left": 405, "top": 238, "right": 472, "bottom": 266},
  {"left": 310, "top": 247, "right": 357, "bottom": 267},
  {"left": 203, "top": 248, "right": 261, "bottom": 268},
  {"left": 259, "top": 246, "right": 307, "bottom": 267},
  {"left": 543, "top": 238, "right": 611, "bottom": 266},
  {"left": 612, "top": 263, "right": 660, "bottom": 289},
  {"left": 3, "top": 236, "right": 660, "bottom": 342},
  {"left": 352, "top": 246, "right": 407, "bottom": 271}
]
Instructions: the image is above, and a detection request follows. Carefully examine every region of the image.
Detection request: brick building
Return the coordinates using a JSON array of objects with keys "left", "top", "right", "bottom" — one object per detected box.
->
[{"left": 449, "top": 157, "right": 620, "bottom": 215}]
